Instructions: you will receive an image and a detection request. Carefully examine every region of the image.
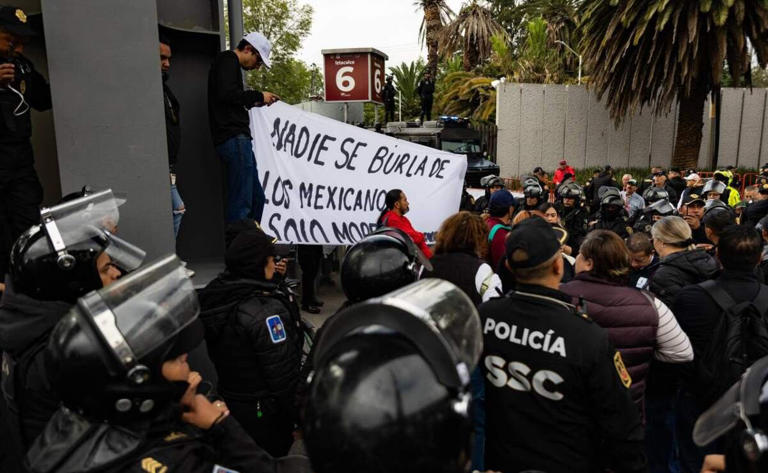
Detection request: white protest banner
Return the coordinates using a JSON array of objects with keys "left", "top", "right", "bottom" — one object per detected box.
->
[{"left": 250, "top": 102, "right": 467, "bottom": 245}]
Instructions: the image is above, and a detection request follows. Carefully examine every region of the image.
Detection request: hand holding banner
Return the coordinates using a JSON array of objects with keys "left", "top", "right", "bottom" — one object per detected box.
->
[{"left": 250, "top": 102, "right": 467, "bottom": 245}]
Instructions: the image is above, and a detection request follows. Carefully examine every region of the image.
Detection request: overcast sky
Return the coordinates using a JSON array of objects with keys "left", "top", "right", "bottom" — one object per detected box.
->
[{"left": 297, "top": 0, "right": 464, "bottom": 70}]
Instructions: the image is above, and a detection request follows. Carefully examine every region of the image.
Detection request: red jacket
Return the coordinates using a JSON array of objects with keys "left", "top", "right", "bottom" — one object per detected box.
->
[
  {"left": 486, "top": 216, "right": 510, "bottom": 271},
  {"left": 380, "top": 210, "right": 433, "bottom": 258},
  {"left": 554, "top": 166, "right": 575, "bottom": 185}
]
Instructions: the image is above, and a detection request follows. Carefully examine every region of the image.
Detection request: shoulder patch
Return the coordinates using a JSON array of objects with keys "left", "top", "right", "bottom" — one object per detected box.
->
[
  {"left": 141, "top": 458, "right": 167, "bottom": 473},
  {"left": 213, "top": 466, "right": 240, "bottom": 473},
  {"left": 163, "top": 431, "right": 187, "bottom": 442},
  {"left": 266, "top": 315, "right": 287, "bottom": 344},
  {"left": 614, "top": 351, "right": 632, "bottom": 388}
]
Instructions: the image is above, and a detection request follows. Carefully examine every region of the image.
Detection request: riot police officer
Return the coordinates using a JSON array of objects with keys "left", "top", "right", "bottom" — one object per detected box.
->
[
  {"left": 518, "top": 178, "right": 545, "bottom": 213},
  {"left": 642, "top": 186, "right": 670, "bottom": 206},
  {"left": 632, "top": 199, "right": 677, "bottom": 235},
  {"left": 304, "top": 278, "right": 480, "bottom": 473},
  {"left": 479, "top": 218, "right": 646, "bottom": 473},
  {"left": 0, "top": 190, "right": 145, "bottom": 470},
  {"left": 556, "top": 181, "right": 588, "bottom": 253},
  {"left": 26, "top": 255, "right": 285, "bottom": 473},
  {"left": 474, "top": 174, "right": 505, "bottom": 214},
  {"left": 592, "top": 187, "right": 632, "bottom": 239},
  {"left": 197, "top": 223, "right": 303, "bottom": 457},
  {"left": 0, "top": 6, "right": 52, "bottom": 283}
]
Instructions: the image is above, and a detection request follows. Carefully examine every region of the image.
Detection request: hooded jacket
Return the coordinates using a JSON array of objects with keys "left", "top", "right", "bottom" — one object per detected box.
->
[
  {"left": 649, "top": 249, "right": 720, "bottom": 307},
  {"left": 197, "top": 275, "right": 303, "bottom": 456},
  {"left": 0, "top": 280, "right": 72, "bottom": 452}
]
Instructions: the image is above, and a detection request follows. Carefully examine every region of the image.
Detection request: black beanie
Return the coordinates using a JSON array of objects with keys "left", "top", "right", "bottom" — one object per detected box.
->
[{"left": 225, "top": 228, "right": 277, "bottom": 280}]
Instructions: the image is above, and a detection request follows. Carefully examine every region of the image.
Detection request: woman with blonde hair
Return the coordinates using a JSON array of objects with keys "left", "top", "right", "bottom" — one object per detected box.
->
[
  {"left": 422, "top": 211, "right": 502, "bottom": 305},
  {"left": 649, "top": 216, "right": 719, "bottom": 307}
]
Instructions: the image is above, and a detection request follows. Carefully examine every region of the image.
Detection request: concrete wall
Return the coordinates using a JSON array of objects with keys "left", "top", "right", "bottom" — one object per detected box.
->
[{"left": 496, "top": 83, "right": 767, "bottom": 176}]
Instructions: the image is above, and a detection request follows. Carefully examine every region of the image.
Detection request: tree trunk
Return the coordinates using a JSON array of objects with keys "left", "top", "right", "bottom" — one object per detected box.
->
[
  {"left": 671, "top": 87, "right": 708, "bottom": 169},
  {"left": 463, "top": 43, "right": 479, "bottom": 72},
  {"left": 425, "top": 2, "right": 441, "bottom": 78}
]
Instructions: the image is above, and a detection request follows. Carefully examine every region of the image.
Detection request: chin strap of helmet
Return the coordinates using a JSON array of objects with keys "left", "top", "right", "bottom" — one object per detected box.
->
[{"left": 40, "top": 207, "right": 76, "bottom": 270}]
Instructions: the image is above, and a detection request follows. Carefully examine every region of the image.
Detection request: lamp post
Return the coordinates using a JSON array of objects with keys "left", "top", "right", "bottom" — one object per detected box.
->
[{"left": 555, "top": 40, "right": 582, "bottom": 85}]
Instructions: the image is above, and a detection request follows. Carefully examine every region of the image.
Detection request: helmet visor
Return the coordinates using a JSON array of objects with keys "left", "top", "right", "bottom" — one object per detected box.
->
[
  {"left": 103, "top": 232, "right": 146, "bottom": 273},
  {"left": 78, "top": 255, "right": 198, "bottom": 366},
  {"left": 313, "top": 278, "right": 481, "bottom": 389},
  {"left": 42, "top": 189, "right": 120, "bottom": 249}
]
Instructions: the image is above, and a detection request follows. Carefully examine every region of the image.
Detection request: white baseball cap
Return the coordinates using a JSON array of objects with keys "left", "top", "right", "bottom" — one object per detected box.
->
[
  {"left": 685, "top": 173, "right": 701, "bottom": 181},
  {"left": 243, "top": 31, "right": 272, "bottom": 68}
]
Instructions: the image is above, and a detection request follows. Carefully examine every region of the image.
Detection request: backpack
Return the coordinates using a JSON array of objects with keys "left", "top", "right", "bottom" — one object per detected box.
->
[
  {"left": 488, "top": 223, "right": 511, "bottom": 242},
  {"left": 697, "top": 280, "right": 768, "bottom": 405}
]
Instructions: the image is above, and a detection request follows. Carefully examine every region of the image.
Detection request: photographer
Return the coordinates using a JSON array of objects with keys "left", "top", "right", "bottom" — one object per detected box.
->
[{"left": 0, "top": 6, "right": 51, "bottom": 287}]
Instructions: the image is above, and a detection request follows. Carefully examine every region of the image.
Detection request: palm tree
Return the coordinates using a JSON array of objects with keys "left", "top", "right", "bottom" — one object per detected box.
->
[
  {"left": 439, "top": 0, "right": 508, "bottom": 72},
  {"left": 436, "top": 71, "right": 497, "bottom": 121},
  {"left": 389, "top": 60, "right": 426, "bottom": 120},
  {"left": 415, "top": 0, "right": 454, "bottom": 78},
  {"left": 580, "top": 0, "right": 768, "bottom": 168}
]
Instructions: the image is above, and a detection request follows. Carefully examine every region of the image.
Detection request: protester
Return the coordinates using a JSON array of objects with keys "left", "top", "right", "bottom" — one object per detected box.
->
[
  {"left": 743, "top": 184, "right": 758, "bottom": 204},
  {"left": 479, "top": 218, "right": 646, "bottom": 473},
  {"left": 423, "top": 211, "right": 502, "bottom": 304},
  {"left": 622, "top": 178, "right": 645, "bottom": 218},
  {"left": 553, "top": 159, "right": 575, "bottom": 186},
  {"left": 679, "top": 192, "right": 710, "bottom": 246},
  {"left": 743, "top": 183, "right": 768, "bottom": 227},
  {"left": 652, "top": 173, "right": 679, "bottom": 207},
  {"left": 27, "top": 256, "right": 285, "bottom": 473},
  {"left": 649, "top": 216, "right": 719, "bottom": 307},
  {"left": 416, "top": 70, "right": 435, "bottom": 122},
  {"left": 539, "top": 202, "right": 572, "bottom": 255},
  {"left": 532, "top": 166, "right": 550, "bottom": 192},
  {"left": 0, "top": 6, "right": 51, "bottom": 286},
  {"left": 376, "top": 188, "right": 432, "bottom": 258},
  {"left": 159, "top": 33, "right": 186, "bottom": 238},
  {"left": 667, "top": 168, "right": 686, "bottom": 197},
  {"left": 678, "top": 172, "right": 704, "bottom": 208},
  {"left": 561, "top": 230, "right": 692, "bottom": 413},
  {"left": 208, "top": 31, "right": 279, "bottom": 224},
  {"left": 485, "top": 190, "right": 515, "bottom": 271},
  {"left": 672, "top": 225, "right": 768, "bottom": 473},
  {"left": 627, "top": 232, "right": 659, "bottom": 289},
  {"left": 0, "top": 192, "right": 144, "bottom": 470},
  {"left": 639, "top": 166, "right": 664, "bottom": 194},
  {"left": 622, "top": 173, "right": 633, "bottom": 188},
  {"left": 589, "top": 165, "right": 620, "bottom": 210}
]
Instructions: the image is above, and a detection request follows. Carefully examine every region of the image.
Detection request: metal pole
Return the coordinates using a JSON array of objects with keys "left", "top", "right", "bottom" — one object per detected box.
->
[
  {"left": 398, "top": 90, "right": 402, "bottom": 121},
  {"left": 344, "top": 103, "right": 349, "bottom": 124},
  {"left": 228, "top": 0, "right": 244, "bottom": 49},
  {"left": 578, "top": 55, "right": 582, "bottom": 85}
]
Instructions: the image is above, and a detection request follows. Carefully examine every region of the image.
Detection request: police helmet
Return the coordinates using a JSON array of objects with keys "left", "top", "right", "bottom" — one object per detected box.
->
[
  {"left": 703, "top": 179, "right": 727, "bottom": 196},
  {"left": 340, "top": 227, "right": 432, "bottom": 303},
  {"left": 702, "top": 199, "right": 736, "bottom": 226},
  {"left": 10, "top": 190, "right": 145, "bottom": 302},
  {"left": 558, "top": 182, "right": 583, "bottom": 200},
  {"left": 45, "top": 255, "right": 203, "bottom": 422},
  {"left": 305, "top": 279, "right": 480, "bottom": 473},
  {"left": 646, "top": 199, "right": 676, "bottom": 217},
  {"left": 599, "top": 186, "right": 623, "bottom": 207},
  {"left": 694, "top": 356, "right": 768, "bottom": 472},
  {"left": 479, "top": 174, "right": 504, "bottom": 189},
  {"left": 523, "top": 181, "right": 544, "bottom": 198},
  {"left": 642, "top": 186, "right": 670, "bottom": 205}
]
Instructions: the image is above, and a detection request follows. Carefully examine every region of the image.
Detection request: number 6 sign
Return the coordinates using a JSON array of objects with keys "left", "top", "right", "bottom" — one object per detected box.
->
[{"left": 322, "top": 48, "right": 388, "bottom": 104}]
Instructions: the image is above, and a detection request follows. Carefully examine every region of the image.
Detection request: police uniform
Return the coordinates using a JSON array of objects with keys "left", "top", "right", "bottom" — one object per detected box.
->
[
  {"left": 0, "top": 7, "right": 51, "bottom": 279},
  {"left": 478, "top": 218, "right": 646, "bottom": 473},
  {"left": 556, "top": 203, "right": 588, "bottom": 251}
]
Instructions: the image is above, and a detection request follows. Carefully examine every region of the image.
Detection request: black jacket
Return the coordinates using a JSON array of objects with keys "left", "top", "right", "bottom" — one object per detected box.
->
[
  {"left": 668, "top": 176, "right": 687, "bottom": 198},
  {"left": 25, "top": 406, "right": 288, "bottom": 473},
  {"left": 381, "top": 82, "right": 396, "bottom": 105},
  {"left": 422, "top": 251, "right": 497, "bottom": 306},
  {"left": 744, "top": 198, "right": 768, "bottom": 227},
  {"left": 557, "top": 203, "right": 588, "bottom": 252},
  {"left": 416, "top": 78, "right": 435, "bottom": 100},
  {"left": 162, "top": 80, "right": 180, "bottom": 173},
  {"left": 0, "top": 54, "right": 51, "bottom": 169},
  {"left": 672, "top": 269, "right": 765, "bottom": 406},
  {"left": 649, "top": 249, "right": 720, "bottom": 307},
  {"left": 207, "top": 50, "right": 264, "bottom": 145},
  {"left": 479, "top": 284, "right": 646, "bottom": 473},
  {"left": 588, "top": 173, "right": 620, "bottom": 209},
  {"left": 0, "top": 281, "right": 71, "bottom": 452},
  {"left": 198, "top": 276, "right": 302, "bottom": 455},
  {"left": 592, "top": 211, "right": 631, "bottom": 239}
]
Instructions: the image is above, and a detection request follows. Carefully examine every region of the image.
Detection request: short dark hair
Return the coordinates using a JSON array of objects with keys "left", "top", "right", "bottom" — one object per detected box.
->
[
  {"left": 236, "top": 39, "right": 251, "bottom": 50},
  {"left": 717, "top": 225, "right": 762, "bottom": 271},
  {"left": 626, "top": 232, "right": 653, "bottom": 255},
  {"left": 159, "top": 33, "right": 171, "bottom": 47}
]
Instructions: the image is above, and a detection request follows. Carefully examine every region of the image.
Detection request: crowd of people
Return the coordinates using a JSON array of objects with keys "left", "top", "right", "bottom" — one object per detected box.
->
[{"left": 2, "top": 4, "right": 768, "bottom": 472}]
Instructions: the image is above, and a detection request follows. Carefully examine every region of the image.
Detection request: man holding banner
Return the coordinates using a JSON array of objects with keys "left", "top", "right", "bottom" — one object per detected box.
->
[{"left": 208, "top": 31, "right": 280, "bottom": 224}]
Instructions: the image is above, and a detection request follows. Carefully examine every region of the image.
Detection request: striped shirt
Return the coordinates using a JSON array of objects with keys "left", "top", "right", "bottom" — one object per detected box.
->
[{"left": 652, "top": 296, "right": 693, "bottom": 362}]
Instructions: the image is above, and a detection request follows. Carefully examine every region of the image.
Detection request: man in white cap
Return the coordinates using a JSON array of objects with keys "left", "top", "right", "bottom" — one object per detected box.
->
[{"left": 208, "top": 31, "right": 279, "bottom": 224}]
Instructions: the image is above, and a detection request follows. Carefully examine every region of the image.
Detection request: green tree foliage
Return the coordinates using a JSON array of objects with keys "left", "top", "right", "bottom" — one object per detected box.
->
[
  {"left": 439, "top": 0, "right": 508, "bottom": 71},
  {"left": 415, "top": 0, "right": 454, "bottom": 77},
  {"left": 513, "top": 17, "right": 565, "bottom": 83},
  {"left": 241, "top": 0, "right": 318, "bottom": 104},
  {"left": 579, "top": 0, "right": 768, "bottom": 168},
  {"left": 389, "top": 60, "right": 426, "bottom": 120}
]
